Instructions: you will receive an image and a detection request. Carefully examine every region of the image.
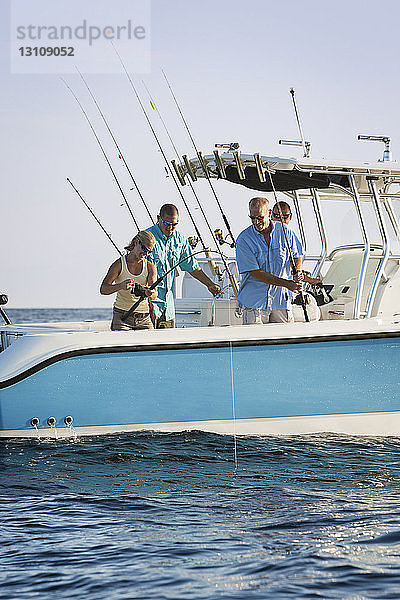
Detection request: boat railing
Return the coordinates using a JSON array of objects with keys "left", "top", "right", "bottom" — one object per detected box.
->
[
  {"left": 310, "top": 189, "right": 328, "bottom": 279},
  {"left": 0, "top": 331, "right": 23, "bottom": 353},
  {"left": 292, "top": 177, "right": 400, "bottom": 319},
  {"left": 365, "top": 179, "right": 390, "bottom": 317},
  {"left": 328, "top": 244, "right": 385, "bottom": 260}
]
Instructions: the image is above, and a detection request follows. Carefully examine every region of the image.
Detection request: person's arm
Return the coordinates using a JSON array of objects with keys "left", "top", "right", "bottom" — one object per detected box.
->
[
  {"left": 190, "top": 267, "right": 221, "bottom": 296},
  {"left": 288, "top": 230, "right": 304, "bottom": 282},
  {"left": 293, "top": 255, "right": 321, "bottom": 284},
  {"left": 249, "top": 269, "right": 302, "bottom": 293},
  {"left": 290, "top": 258, "right": 321, "bottom": 284},
  {"left": 303, "top": 272, "right": 322, "bottom": 285},
  {"left": 294, "top": 257, "right": 302, "bottom": 271},
  {"left": 293, "top": 257, "right": 305, "bottom": 282},
  {"left": 100, "top": 259, "right": 133, "bottom": 295},
  {"left": 143, "top": 261, "right": 158, "bottom": 300}
]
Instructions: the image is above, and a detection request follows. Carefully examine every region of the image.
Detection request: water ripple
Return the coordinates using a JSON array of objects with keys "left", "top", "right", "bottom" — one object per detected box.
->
[{"left": 2, "top": 431, "right": 400, "bottom": 599}]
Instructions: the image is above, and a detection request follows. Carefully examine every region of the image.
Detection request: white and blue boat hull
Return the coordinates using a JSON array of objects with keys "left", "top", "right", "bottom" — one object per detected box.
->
[{"left": 1, "top": 320, "right": 399, "bottom": 438}]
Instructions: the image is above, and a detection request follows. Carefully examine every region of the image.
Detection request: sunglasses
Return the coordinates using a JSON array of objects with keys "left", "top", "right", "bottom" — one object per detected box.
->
[
  {"left": 138, "top": 241, "right": 152, "bottom": 254},
  {"left": 162, "top": 219, "right": 178, "bottom": 228},
  {"left": 272, "top": 212, "right": 291, "bottom": 219},
  {"left": 249, "top": 215, "right": 265, "bottom": 223}
]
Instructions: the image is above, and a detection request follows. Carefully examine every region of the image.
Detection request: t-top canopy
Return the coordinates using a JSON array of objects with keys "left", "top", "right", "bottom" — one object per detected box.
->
[{"left": 178, "top": 152, "right": 400, "bottom": 193}]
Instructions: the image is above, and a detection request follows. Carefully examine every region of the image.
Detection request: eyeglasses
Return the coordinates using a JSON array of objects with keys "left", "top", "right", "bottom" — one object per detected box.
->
[
  {"left": 272, "top": 212, "right": 291, "bottom": 219},
  {"left": 249, "top": 215, "right": 265, "bottom": 223},
  {"left": 139, "top": 241, "right": 152, "bottom": 254},
  {"left": 162, "top": 219, "right": 178, "bottom": 228}
]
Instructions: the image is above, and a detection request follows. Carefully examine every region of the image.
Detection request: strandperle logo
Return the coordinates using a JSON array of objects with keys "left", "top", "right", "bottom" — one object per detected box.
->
[
  {"left": 15, "top": 20, "right": 146, "bottom": 46},
  {"left": 11, "top": 0, "right": 151, "bottom": 74}
]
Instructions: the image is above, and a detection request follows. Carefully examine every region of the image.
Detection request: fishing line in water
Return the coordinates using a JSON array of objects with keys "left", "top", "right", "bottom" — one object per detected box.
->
[{"left": 229, "top": 341, "right": 238, "bottom": 468}]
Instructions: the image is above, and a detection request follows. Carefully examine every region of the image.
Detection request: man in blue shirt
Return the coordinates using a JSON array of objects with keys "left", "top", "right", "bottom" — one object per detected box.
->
[
  {"left": 236, "top": 197, "right": 303, "bottom": 325},
  {"left": 148, "top": 204, "right": 221, "bottom": 328}
]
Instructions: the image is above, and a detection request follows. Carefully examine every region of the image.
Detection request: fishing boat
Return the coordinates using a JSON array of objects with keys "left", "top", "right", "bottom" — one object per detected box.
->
[{"left": 1, "top": 135, "right": 400, "bottom": 439}]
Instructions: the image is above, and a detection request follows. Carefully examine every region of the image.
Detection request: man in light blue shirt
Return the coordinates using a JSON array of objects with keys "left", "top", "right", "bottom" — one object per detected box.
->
[
  {"left": 236, "top": 197, "right": 303, "bottom": 324},
  {"left": 148, "top": 204, "right": 221, "bottom": 328}
]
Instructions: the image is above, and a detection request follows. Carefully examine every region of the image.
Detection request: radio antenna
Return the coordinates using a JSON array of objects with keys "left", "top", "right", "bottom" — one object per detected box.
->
[{"left": 289, "top": 88, "right": 310, "bottom": 158}]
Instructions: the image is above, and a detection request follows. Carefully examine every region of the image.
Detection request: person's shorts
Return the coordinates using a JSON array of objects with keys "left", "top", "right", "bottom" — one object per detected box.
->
[
  {"left": 154, "top": 310, "right": 175, "bottom": 329},
  {"left": 111, "top": 307, "right": 153, "bottom": 331},
  {"left": 242, "top": 307, "right": 294, "bottom": 325}
]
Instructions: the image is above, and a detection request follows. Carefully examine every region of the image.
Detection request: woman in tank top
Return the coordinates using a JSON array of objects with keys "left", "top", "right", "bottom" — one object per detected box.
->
[{"left": 100, "top": 231, "right": 158, "bottom": 330}]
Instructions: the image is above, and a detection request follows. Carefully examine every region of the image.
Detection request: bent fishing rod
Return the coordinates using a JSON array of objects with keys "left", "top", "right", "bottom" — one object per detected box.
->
[
  {"left": 112, "top": 43, "right": 238, "bottom": 297},
  {"left": 142, "top": 81, "right": 225, "bottom": 282},
  {"left": 121, "top": 248, "right": 221, "bottom": 322},
  {"left": 265, "top": 166, "right": 309, "bottom": 322},
  {"left": 110, "top": 43, "right": 207, "bottom": 249},
  {"left": 142, "top": 82, "right": 238, "bottom": 296},
  {"left": 161, "top": 69, "right": 236, "bottom": 247},
  {"left": 61, "top": 77, "right": 140, "bottom": 232},
  {"left": 67, "top": 178, "right": 123, "bottom": 256},
  {"left": 75, "top": 66, "right": 154, "bottom": 225}
]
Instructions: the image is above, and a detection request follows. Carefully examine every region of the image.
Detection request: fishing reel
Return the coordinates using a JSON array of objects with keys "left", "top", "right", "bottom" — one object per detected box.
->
[
  {"left": 292, "top": 292, "right": 312, "bottom": 306},
  {"left": 214, "top": 229, "right": 235, "bottom": 248},
  {"left": 188, "top": 236, "right": 199, "bottom": 249},
  {"left": 130, "top": 283, "right": 147, "bottom": 297},
  {"left": 0, "top": 294, "right": 8, "bottom": 305}
]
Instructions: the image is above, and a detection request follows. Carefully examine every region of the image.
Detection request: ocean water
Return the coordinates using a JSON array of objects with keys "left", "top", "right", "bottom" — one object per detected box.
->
[
  {"left": 1, "top": 309, "right": 400, "bottom": 599},
  {"left": 5, "top": 307, "right": 111, "bottom": 324}
]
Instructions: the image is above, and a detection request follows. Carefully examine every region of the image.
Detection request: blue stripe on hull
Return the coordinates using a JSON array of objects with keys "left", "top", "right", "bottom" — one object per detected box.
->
[{"left": 0, "top": 337, "right": 399, "bottom": 431}]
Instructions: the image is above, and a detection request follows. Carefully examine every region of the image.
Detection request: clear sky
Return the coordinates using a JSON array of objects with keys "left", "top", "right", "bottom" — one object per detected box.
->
[{"left": 2, "top": 0, "right": 400, "bottom": 307}]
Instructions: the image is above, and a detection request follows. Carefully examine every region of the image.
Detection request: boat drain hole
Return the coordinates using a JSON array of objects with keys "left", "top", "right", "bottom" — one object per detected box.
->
[
  {"left": 64, "top": 415, "right": 73, "bottom": 426},
  {"left": 47, "top": 416, "right": 56, "bottom": 427},
  {"left": 30, "top": 417, "right": 39, "bottom": 427}
]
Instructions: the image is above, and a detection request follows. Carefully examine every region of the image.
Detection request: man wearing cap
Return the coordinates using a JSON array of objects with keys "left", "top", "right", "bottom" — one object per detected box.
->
[
  {"left": 147, "top": 204, "right": 221, "bottom": 328},
  {"left": 236, "top": 196, "right": 303, "bottom": 324}
]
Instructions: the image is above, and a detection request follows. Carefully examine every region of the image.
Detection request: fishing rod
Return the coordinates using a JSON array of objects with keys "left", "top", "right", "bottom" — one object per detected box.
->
[
  {"left": 142, "top": 80, "right": 224, "bottom": 281},
  {"left": 121, "top": 248, "right": 220, "bottom": 322},
  {"left": 112, "top": 44, "right": 238, "bottom": 297},
  {"left": 110, "top": 44, "right": 207, "bottom": 247},
  {"left": 67, "top": 177, "right": 123, "bottom": 256},
  {"left": 161, "top": 69, "right": 236, "bottom": 247},
  {"left": 61, "top": 77, "right": 140, "bottom": 231},
  {"left": 75, "top": 67, "right": 154, "bottom": 225},
  {"left": 265, "top": 167, "right": 309, "bottom": 322}
]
